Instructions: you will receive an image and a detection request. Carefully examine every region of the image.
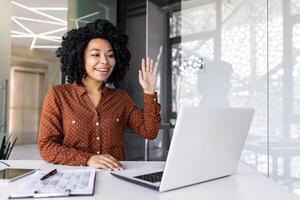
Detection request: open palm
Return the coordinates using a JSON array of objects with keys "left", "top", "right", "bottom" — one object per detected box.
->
[{"left": 138, "top": 57, "right": 158, "bottom": 94}]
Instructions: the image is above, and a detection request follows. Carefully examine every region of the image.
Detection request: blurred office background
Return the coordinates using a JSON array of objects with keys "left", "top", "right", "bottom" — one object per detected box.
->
[{"left": 1, "top": 0, "right": 300, "bottom": 196}]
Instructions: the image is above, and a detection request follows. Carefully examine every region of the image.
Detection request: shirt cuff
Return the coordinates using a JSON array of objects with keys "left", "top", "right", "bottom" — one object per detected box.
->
[
  {"left": 75, "top": 152, "right": 94, "bottom": 166},
  {"left": 144, "top": 92, "right": 160, "bottom": 116},
  {"left": 144, "top": 92, "right": 158, "bottom": 104}
]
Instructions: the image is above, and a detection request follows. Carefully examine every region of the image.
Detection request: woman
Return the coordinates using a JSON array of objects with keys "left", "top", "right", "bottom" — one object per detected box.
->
[{"left": 38, "top": 19, "right": 161, "bottom": 171}]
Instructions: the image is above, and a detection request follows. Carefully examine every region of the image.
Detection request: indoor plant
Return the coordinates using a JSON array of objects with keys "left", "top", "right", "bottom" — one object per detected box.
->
[{"left": 0, "top": 135, "right": 17, "bottom": 160}]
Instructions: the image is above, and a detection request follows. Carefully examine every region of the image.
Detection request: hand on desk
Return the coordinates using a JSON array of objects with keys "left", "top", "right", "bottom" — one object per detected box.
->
[{"left": 87, "top": 154, "right": 123, "bottom": 171}]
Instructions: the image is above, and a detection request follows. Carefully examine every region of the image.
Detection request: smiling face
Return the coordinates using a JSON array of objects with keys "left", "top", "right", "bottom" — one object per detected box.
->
[{"left": 83, "top": 38, "right": 116, "bottom": 84}]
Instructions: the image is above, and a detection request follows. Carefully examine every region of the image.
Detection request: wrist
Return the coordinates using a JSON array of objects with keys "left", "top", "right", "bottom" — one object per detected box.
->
[{"left": 144, "top": 89, "right": 155, "bottom": 95}]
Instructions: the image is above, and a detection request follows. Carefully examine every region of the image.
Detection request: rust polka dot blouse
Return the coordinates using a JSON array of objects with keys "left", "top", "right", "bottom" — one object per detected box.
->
[{"left": 38, "top": 82, "right": 161, "bottom": 166}]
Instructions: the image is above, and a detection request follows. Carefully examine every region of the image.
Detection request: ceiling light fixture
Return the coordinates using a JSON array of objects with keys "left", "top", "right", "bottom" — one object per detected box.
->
[
  {"left": 12, "top": 16, "right": 66, "bottom": 26},
  {"left": 11, "top": 1, "right": 67, "bottom": 49},
  {"left": 11, "top": 1, "right": 67, "bottom": 24},
  {"left": 69, "top": 11, "right": 100, "bottom": 28},
  {"left": 31, "top": 7, "right": 68, "bottom": 11}
]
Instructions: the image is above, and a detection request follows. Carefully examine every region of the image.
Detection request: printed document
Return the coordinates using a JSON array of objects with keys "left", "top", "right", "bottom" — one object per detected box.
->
[{"left": 9, "top": 169, "right": 96, "bottom": 198}]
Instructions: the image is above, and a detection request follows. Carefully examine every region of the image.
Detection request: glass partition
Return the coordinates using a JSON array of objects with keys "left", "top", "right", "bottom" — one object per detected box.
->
[
  {"left": 268, "top": 0, "right": 300, "bottom": 195},
  {"left": 68, "top": 0, "right": 117, "bottom": 30},
  {"left": 147, "top": 0, "right": 300, "bottom": 196},
  {"left": 146, "top": 0, "right": 169, "bottom": 160},
  {"left": 179, "top": 0, "right": 269, "bottom": 172}
]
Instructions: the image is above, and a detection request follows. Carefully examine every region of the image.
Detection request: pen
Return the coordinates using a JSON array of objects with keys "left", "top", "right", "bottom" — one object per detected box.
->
[{"left": 40, "top": 169, "right": 57, "bottom": 181}]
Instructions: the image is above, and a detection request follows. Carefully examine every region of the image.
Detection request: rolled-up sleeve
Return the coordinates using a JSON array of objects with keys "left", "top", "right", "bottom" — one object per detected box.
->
[
  {"left": 125, "top": 92, "right": 161, "bottom": 139},
  {"left": 38, "top": 88, "right": 93, "bottom": 166}
]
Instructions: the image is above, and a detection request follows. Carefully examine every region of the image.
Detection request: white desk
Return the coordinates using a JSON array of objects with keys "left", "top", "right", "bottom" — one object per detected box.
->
[{"left": 0, "top": 160, "right": 299, "bottom": 200}]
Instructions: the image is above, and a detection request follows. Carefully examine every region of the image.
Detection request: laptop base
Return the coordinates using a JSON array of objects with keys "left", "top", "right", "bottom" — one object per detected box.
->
[{"left": 111, "top": 173, "right": 160, "bottom": 190}]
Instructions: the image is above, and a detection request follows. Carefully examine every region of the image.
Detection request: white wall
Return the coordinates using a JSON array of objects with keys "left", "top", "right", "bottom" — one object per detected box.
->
[
  {"left": 0, "top": 0, "right": 11, "bottom": 135},
  {"left": 11, "top": 45, "right": 61, "bottom": 88},
  {"left": 0, "top": 0, "right": 11, "bottom": 80}
]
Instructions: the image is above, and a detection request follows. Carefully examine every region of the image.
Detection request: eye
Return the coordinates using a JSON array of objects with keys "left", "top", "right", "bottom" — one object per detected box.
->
[
  {"left": 107, "top": 54, "right": 114, "bottom": 58},
  {"left": 91, "top": 54, "right": 100, "bottom": 57}
]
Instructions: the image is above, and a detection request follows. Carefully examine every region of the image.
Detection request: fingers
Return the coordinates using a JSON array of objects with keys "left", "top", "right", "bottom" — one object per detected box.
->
[
  {"left": 141, "top": 58, "right": 146, "bottom": 73},
  {"left": 153, "top": 62, "right": 158, "bottom": 76},
  {"left": 149, "top": 58, "right": 153, "bottom": 73},
  {"left": 138, "top": 57, "right": 158, "bottom": 94},
  {"left": 138, "top": 70, "right": 143, "bottom": 84},
  {"left": 100, "top": 157, "right": 117, "bottom": 169},
  {"left": 141, "top": 57, "right": 157, "bottom": 73},
  {"left": 107, "top": 154, "right": 123, "bottom": 168},
  {"left": 139, "top": 59, "right": 144, "bottom": 82},
  {"left": 146, "top": 57, "right": 150, "bottom": 72},
  {"left": 87, "top": 154, "right": 123, "bottom": 171},
  {"left": 97, "top": 161, "right": 112, "bottom": 171}
]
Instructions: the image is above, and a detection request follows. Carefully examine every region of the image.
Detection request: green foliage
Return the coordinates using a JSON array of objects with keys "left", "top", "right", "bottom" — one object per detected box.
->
[{"left": 0, "top": 135, "right": 17, "bottom": 160}]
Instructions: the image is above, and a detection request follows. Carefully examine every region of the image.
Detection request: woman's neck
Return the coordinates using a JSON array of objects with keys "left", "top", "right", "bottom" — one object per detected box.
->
[{"left": 82, "top": 78, "right": 103, "bottom": 93}]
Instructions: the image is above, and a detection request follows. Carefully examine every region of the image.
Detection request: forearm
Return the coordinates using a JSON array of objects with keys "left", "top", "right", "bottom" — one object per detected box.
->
[
  {"left": 39, "top": 139, "right": 93, "bottom": 166},
  {"left": 127, "top": 93, "right": 161, "bottom": 139},
  {"left": 142, "top": 93, "right": 161, "bottom": 138}
]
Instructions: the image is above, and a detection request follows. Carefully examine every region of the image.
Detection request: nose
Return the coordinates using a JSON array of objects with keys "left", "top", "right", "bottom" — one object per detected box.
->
[{"left": 100, "top": 54, "right": 108, "bottom": 65}]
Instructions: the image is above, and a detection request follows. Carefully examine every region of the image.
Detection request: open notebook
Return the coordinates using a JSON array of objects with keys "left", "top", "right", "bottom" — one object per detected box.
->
[{"left": 9, "top": 169, "right": 96, "bottom": 199}]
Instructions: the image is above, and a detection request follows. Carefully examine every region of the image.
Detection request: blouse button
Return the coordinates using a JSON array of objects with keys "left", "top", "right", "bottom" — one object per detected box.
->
[
  {"left": 116, "top": 118, "right": 119, "bottom": 122},
  {"left": 96, "top": 122, "right": 99, "bottom": 126},
  {"left": 154, "top": 98, "right": 156, "bottom": 101},
  {"left": 96, "top": 137, "right": 100, "bottom": 140},
  {"left": 96, "top": 151, "right": 100, "bottom": 154},
  {"left": 72, "top": 120, "right": 75, "bottom": 124}
]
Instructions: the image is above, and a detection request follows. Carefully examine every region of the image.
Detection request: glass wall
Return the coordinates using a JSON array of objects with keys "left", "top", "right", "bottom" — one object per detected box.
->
[
  {"left": 268, "top": 0, "right": 300, "bottom": 194},
  {"left": 173, "top": 0, "right": 269, "bottom": 173},
  {"left": 68, "top": 0, "right": 117, "bottom": 30},
  {"left": 147, "top": 0, "right": 300, "bottom": 196}
]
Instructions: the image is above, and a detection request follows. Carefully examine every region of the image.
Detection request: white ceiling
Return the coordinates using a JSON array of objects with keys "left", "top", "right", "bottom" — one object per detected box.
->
[{"left": 11, "top": 0, "right": 68, "bottom": 50}]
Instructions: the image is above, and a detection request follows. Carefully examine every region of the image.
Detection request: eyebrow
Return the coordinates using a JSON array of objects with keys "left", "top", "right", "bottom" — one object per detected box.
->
[{"left": 89, "top": 48, "right": 113, "bottom": 52}]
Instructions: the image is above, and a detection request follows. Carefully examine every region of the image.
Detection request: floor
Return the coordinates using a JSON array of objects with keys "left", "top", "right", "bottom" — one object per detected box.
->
[{"left": 9, "top": 144, "right": 41, "bottom": 160}]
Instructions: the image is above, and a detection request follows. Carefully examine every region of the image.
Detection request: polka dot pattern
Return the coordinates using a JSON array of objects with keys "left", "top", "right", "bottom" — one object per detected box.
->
[{"left": 38, "top": 82, "right": 161, "bottom": 166}]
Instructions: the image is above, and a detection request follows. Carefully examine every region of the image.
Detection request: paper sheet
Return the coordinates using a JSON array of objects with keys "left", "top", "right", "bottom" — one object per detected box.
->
[{"left": 9, "top": 169, "right": 95, "bottom": 198}]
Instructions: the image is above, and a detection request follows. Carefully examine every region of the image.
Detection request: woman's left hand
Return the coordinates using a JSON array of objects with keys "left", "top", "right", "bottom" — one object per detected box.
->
[{"left": 138, "top": 57, "right": 158, "bottom": 95}]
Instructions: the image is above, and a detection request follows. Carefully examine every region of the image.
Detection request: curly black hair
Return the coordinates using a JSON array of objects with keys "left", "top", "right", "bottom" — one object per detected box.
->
[{"left": 56, "top": 19, "right": 131, "bottom": 86}]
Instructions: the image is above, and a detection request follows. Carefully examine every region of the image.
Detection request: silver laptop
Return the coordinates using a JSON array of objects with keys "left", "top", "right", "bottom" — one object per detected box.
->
[{"left": 111, "top": 107, "right": 254, "bottom": 192}]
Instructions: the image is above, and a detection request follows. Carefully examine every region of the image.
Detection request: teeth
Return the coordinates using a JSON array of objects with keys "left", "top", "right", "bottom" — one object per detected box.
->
[{"left": 95, "top": 68, "right": 109, "bottom": 72}]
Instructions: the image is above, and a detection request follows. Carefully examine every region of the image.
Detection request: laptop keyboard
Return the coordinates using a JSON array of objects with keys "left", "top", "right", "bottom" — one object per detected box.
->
[{"left": 134, "top": 171, "right": 163, "bottom": 183}]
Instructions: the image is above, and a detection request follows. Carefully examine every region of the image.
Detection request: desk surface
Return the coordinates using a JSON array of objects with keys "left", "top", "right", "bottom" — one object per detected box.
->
[{"left": 0, "top": 160, "right": 299, "bottom": 200}]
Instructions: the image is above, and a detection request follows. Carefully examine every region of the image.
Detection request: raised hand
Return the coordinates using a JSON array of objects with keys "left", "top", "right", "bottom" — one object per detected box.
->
[{"left": 138, "top": 57, "right": 158, "bottom": 94}]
